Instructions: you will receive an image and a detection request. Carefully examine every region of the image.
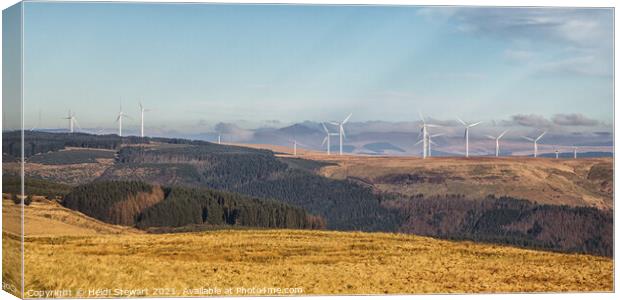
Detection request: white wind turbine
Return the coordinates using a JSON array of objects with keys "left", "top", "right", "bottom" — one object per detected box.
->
[
  {"left": 522, "top": 131, "right": 546, "bottom": 158},
  {"left": 321, "top": 123, "right": 338, "bottom": 155},
  {"left": 554, "top": 147, "right": 560, "bottom": 159},
  {"left": 289, "top": 139, "right": 310, "bottom": 156},
  {"left": 116, "top": 104, "right": 131, "bottom": 137},
  {"left": 457, "top": 117, "right": 483, "bottom": 157},
  {"left": 427, "top": 133, "right": 444, "bottom": 157},
  {"left": 416, "top": 112, "right": 439, "bottom": 159},
  {"left": 138, "top": 101, "right": 152, "bottom": 138},
  {"left": 329, "top": 113, "right": 352, "bottom": 156},
  {"left": 63, "top": 110, "right": 79, "bottom": 133},
  {"left": 485, "top": 130, "right": 509, "bottom": 157},
  {"left": 573, "top": 146, "right": 578, "bottom": 159}
]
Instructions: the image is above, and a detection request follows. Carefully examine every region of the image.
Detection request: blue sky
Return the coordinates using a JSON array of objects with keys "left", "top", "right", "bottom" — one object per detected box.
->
[{"left": 15, "top": 2, "right": 614, "bottom": 133}]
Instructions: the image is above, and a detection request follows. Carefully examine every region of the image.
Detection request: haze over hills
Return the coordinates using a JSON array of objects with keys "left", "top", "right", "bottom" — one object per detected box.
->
[{"left": 28, "top": 117, "right": 613, "bottom": 157}]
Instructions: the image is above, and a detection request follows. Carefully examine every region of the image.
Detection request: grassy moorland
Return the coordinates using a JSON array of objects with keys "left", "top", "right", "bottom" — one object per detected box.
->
[
  {"left": 1, "top": 199, "right": 614, "bottom": 297},
  {"left": 8, "top": 229, "right": 611, "bottom": 296}
]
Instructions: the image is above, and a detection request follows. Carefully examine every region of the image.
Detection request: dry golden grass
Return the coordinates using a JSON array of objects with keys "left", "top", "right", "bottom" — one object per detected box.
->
[
  {"left": 2, "top": 199, "right": 142, "bottom": 237},
  {"left": 2, "top": 229, "right": 609, "bottom": 296},
  {"left": 2, "top": 189, "right": 613, "bottom": 296}
]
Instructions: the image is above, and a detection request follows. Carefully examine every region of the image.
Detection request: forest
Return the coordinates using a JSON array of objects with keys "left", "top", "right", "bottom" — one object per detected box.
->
[
  {"left": 385, "top": 194, "right": 613, "bottom": 256},
  {"left": 108, "top": 144, "right": 402, "bottom": 231},
  {"left": 62, "top": 180, "right": 324, "bottom": 230}
]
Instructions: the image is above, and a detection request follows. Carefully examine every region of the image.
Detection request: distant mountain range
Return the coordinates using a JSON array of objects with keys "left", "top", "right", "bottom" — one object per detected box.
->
[{"left": 18, "top": 120, "right": 613, "bottom": 157}]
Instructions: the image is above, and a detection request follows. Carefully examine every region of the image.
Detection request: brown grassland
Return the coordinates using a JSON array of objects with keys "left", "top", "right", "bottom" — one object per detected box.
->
[
  {"left": 236, "top": 144, "right": 612, "bottom": 209},
  {"left": 2, "top": 200, "right": 613, "bottom": 296}
]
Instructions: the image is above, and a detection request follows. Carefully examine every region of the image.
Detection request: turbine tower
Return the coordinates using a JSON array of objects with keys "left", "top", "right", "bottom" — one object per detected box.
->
[
  {"left": 138, "top": 101, "right": 152, "bottom": 138},
  {"left": 573, "top": 146, "right": 578, "bottom": 159},
  {"left": 554, "top": 148, "right": 559, "bottom": 159},
  {"left": 329, "top": 113, "right": 352, "bottom": 155},
  {"left": 427, "top": 133, "right": 444, "bottom": 157},
  {"left": 116, "top": 104, "right": 130, "bottom": 137},
  {"left": 417, "top": 112, "right": 439, "bottom": 159},
  {"left": 457, "top": 117, "right": 482, "bottom": 158},
  {"left": 63, "top": 110, "right": 78, "bottom": 133},
  {"left": 485, "top": 130, "right": 509, "bottom": 157},
  {"left": 289, "top": 139, "right": 309, "bottom": 156},
  {"left": 321, "top": 123, "right": 338, "bottom": 155},
  {"left": 522, "top": 131, "right": 546, "bottom": 158}
]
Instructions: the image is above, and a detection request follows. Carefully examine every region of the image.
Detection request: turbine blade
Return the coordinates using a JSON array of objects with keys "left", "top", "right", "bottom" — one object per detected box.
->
[
  {"left": 485, "top": 135, "right": 496, "bottom": 140},
  {"left": 342, "top": 113, "right": 352, "bottom": 124},
  {"left": 431, "top": 133, "right": 444, "bottom": 138},
  {"left": 536, "top": 131, "right": 547, "bottom": 141},
  {"left": 414, "top": 139, "right": 424, "bottom": 146},
  {"left": 328, "top": 121, "right": 339, "bottom": 126},
  {"left": 418, "top": 111, "right": 426, "bottom": 123},
  {"left": 498, "top": 129, "right": 509, "bottom": 139},
  {"left": 469, "top": 121, "right": 483, "bottom": 127},
  {"left": 456, "top": 117, "right": 467, "bottom": 126},
  {"left": 321, "top": 136, "right": 327, "bottom": 146},
  {"left": 322, "top": 123, "right": 329, "bottom": 133},
  {"left": 522, "top": 136, "right": 534, "bottom": 142}
]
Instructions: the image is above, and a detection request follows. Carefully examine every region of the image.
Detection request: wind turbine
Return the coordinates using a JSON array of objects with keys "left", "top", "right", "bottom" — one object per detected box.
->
[
  {"left": 116, "top": 104, "right": 131, "bottom": 137},
  {"left": 554, "top": 148, "right": 560, "bottom": 159},
  {"left": 218, "top": 135, "right": 222, "bottom": 144},
  {"left": 329, "top": 113, "right": 352, "bottom": 156},
  {"left": 138, "top": 101, "right": 152, "bottom": 138},
  {"left": 427, "top": 133, "right": 444, "bottom": 157},
  {"left": 321, "top": 123, "right": 338, "bottom": 155},
  {"left": 63, "top": 110, "right": 78, "bottom": 133},
  {"left": 457, "top": 117, "right": 482, "bottom": 157},
  {"left": 416, "top": 112, "right": 439, "bottom": 159},
  {"left": 30, "top": 109, "right": 42, "bottom": 131},
  {"left": 485, "top": 130, "right": 509, "bottom": 157},
  {"left": 522, "top": 131, "right": 546, "bottom": 158},
  {"left": 289, "top": 139, "right": 309, "bottom": 156},
  {"left": 573, "top": 146, "right": 578, "bottom": 159}
]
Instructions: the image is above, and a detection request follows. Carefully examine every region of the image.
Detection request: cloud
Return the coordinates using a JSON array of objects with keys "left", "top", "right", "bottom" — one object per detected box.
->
[
  {"left": 214, "top": 122, "right": 254, "bottom": 142},
  {"left": 418, "top": 7, "right": 613, "bottom": 77},
  {"left": 503, "top": 49, "right": 536, "bottom": 62},
  {"left": 509, "top": 114, "right": 552, "bottom": 128},
  {"left": 552, "top": 113, "right": 599, "bottom": 126}
]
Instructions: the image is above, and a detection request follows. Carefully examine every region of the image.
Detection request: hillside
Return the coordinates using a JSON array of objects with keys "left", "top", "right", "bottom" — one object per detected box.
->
[
  {"left": 62, "top": 181, "right": 323, "bottom": 230},
  {"left": 2, "top": 198, "right": 141, "bottom": 236},
  {"left": 307, "top": 155, "right": 613, "bottom": 209},
  {"left": 6, "top": 132, "right": 613, "bottom": 256},
  {"left": 5, "top": 229, "right": 611, "bottom": 295}
]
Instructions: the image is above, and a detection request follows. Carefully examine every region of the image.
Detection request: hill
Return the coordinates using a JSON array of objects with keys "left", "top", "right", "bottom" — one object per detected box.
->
[
  {"left": 62, "top": 181, "right": 323, "bottom": 230},
  {"left": 2, "top": 198, "right": 140, "bottom": 236},
  {"left": 312, "top": 155, "right": 613, "bottom": 209},
  {"left": 6, "top": 229, "right": 611, "bottom": 295}
]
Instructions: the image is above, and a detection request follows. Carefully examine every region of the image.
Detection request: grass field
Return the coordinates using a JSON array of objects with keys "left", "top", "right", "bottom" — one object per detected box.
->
[
  {"left": 2, "top": 199, "right": 613, "bottom": 296},
  {"left": 6, "top": 229, "right": 611, "bottom": 296}
]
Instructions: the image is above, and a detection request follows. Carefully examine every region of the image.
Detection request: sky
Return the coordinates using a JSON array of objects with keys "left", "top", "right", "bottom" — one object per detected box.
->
[{"left": 8, "top": 2, "right": 615, "bottom": 135}]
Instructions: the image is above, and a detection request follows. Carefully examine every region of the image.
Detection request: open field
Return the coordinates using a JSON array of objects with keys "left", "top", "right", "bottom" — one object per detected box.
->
[
  {"left": 2, "top": 200, "right": 614, "bottom": 296},
  {"left": 3, "top": 228, "right": 611, "bottom": 296},
  {"left": 238, "top": 144, "right": 612, "bottom": 209}
]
